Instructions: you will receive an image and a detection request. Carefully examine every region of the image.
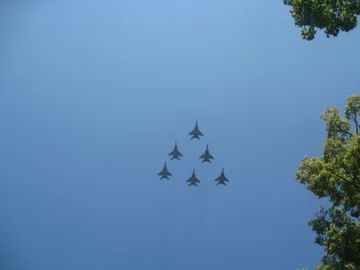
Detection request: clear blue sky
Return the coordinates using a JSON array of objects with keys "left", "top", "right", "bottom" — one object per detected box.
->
[{"left": 1, "top": 1, "right": 359, "bottom": 269}]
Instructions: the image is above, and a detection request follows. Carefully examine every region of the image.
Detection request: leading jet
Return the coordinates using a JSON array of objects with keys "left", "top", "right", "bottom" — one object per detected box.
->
[
  {"left": 186, "top": 169, "right": 200, "bottom": 187},
  {"left": 215, "top": 168, "right": 229, "bottom": 185},
  {"left": 158, "top": 162, "right": 172, "bottom": 180},
  {"left": 199, "top": 144, "right": 214, "bottom": 163},
  {"left": 168, "top": 142, "right": 183, "bottom": 160},
  {"left": 188, "top": 121, "right": 204, "bottom": 140}
]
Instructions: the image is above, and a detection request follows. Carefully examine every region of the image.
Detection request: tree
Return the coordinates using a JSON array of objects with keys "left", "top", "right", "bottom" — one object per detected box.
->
[
  {"left": 283, "top": 0, "right": 360, "bottom": 40},
  {"left": 295, "top": 95, "right": 360, "bottom": 269}
]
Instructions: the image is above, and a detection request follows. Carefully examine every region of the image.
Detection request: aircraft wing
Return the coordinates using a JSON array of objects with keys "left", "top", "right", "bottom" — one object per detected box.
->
[
  {"left": 186, "top": 178, "right": 192, "bottom": 182},
  {"left": 178, "top": 151, "right": 183, "bottom": 157},
  {"left": 198, "top": 131, "right": 204, "bottom": 136},
  {"left": 216, "top": 176, "right": 228, "bottom": 182},
  {"left": 199, "top": 153, "right": 205, "bottom": 159},
  {"left": 158, "top": 171, "right": 163, "bottom": 176},
  {"left": 188, "top": 130, "right": 195, "bottom": 135},
  {"left": 167, "top": 171, "right": 172, "bottom": 176},
  {"left": 168, "top": 151, "right": 175, "bottom": 156},
  {"left": 209, "top": 154, "right": 214, "bottom": 159}
]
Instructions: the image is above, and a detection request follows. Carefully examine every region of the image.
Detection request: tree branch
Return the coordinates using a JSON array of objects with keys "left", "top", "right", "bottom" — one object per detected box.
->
[
  {"left": 344, "top": 167, "right": 356, "bottom": 183},
  {"left": 337, "top": 127, "right": 353, "bottom": 137},
  {"left": 328, "top": 167, "right": 351, "bottom": 183}
]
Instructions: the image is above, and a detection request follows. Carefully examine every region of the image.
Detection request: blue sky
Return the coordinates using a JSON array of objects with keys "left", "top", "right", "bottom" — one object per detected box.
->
[{"left": 0, "top": 1, "right": 359, "bottom": 269}]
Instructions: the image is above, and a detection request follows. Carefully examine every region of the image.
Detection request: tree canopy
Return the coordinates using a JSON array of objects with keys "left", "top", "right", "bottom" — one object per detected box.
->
[
  {"left": 283, "top": 0, "right": 360, "bottom": 40},
  {"left": 296, "top": 95, "right": 360, "bottom": 269}
]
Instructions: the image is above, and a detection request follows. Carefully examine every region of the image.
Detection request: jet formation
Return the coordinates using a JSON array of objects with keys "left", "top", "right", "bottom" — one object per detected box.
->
[{"left": 157, "top": 121, "right": 230, "bottom": 186}]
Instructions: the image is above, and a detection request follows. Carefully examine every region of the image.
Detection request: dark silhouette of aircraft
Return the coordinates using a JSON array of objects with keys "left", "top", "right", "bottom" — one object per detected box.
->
[
  {"left": 186, "top": 169, "right": 200, "bottom": 187},
  {"left": 168, "top": 142, "right": 183, "bottom": 160},
  {"left": 199, "top": 144, "right": 214, "bottom": 163},
  {"left": 158, "top": 162, "right": 172, "bottom": 180},
  {"left": 188, "top": 121, "right": 204, "bottom": 140},
  {"left": 215, "top": 168, "right": 229, "bottom": 185}
]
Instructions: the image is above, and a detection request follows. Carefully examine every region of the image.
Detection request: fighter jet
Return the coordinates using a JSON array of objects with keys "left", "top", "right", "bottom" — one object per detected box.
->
[
  {"left": 168, "top": 142, "right": 183, "bottom": 160},
  {"left": 199, "top": 144, "right": 214, "bottom": 163},
  {"left": 188, "top": 121, "right": 204, "bottom": 140},
  {"left": 158, "top": 162, "right": 172, "bottom": 180},
  {"left": 186, "top": 169, "right": 200, "bottom": 187},
  {"left": 215, "top": 168, "right": 229, "bottom": 185}
]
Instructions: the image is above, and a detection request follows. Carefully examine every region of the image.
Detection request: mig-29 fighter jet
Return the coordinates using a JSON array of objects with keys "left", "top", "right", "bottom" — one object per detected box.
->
[
  {"left": 168, "top": 142, "right": 183, "bottom": 160},
  {"left": 215, "top": 168, "right": 229, "bottom": 185},
  {"left": 186, "top": 169, "right": 200, "bottom": 187},
  {"left": 188, "top": 121, "right": 204, "bottom": 140},
  {"left": 199, "top": 144, "right": 214, "bottom": 163},
  {"left": 158, "top": 162, "right": 172, "bottom": 180}
]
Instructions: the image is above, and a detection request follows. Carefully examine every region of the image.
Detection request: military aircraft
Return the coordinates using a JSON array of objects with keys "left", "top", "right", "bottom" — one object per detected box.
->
[
  {"left": 168, "top": 142, "right": 183, "bottom": 160},
  {"left": 188, "top": 121, "right": 204, "bottom": 140},
  {"left": 186, "top": 169, "right": 200, "bottom": 187},
  {"left": 215, "top": 168, "right": 229, "bottom": 185},
  {"left": 158, "top": 162, "right": 172, "bottom": 180},
  {"left": 199, "top": 144, "right": 214, "bottom": 163}
]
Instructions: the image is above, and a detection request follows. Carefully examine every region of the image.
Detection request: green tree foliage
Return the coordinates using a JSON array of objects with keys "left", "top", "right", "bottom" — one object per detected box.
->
[
  {"left": 296, "top": 95, "right": 360, "bottom": 269},
  {"left": 283, "top": 0, "right": 360, "bottom": 40}
]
